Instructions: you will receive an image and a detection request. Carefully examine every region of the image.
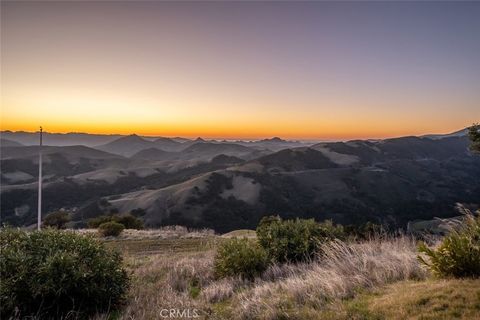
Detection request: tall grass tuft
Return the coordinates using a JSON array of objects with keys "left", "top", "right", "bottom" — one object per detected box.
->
[
  {"left": 418, "top": 210, "right": 480, "bottom": 278},
  {"left": 234, "top": 236, "right": 426, "bottom": 320}
]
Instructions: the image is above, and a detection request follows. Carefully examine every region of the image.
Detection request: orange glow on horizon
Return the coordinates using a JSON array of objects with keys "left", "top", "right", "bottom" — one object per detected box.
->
[
  {"left": 2, "top": 2, "right": 478, "bottom": 141},
  {"left": 0, "top": 118, "right": 470, "bottom": 141}
]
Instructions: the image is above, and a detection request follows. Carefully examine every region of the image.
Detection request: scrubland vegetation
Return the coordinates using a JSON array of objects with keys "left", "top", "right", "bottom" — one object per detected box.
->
[
  {"left": 0, "top": 229, "right": 129, "bottom": 319},
  {"left": 1, "top": 210, "right": 479, "bottom": 319}
]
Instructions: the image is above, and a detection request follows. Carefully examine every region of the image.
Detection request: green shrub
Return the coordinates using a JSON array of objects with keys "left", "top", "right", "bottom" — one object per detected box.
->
[
  {"left": 0, "top": 228, "right": 129, "bottom": 319},
  {"left": 256, "top": 216, "right": 344, "bottom": 263},
  {"left": 43, "top": 211, "right": 71, "bottom": 229},
  {"left": 98, "top": 221, "right": 125, "bottom": 237},
  {"left": 88, "top": 214, "right": 143, "bottom": 229},
  {"left": 88, "top": 215, "right": 112, "bottom": 228},
  {"left": 114, "top": 213, "right": 144, "bottom": 229},
  {"left": 418, "top": 214, "right": 480, "bottom": 278},
  {"left": 214, "top": 238, "right": 269, "bottom": 280}
]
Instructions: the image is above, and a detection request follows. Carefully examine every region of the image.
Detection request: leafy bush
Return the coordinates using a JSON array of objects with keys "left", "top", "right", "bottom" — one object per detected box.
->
[
  {"left": 114, "top": 213, "right": 144, "bottom": 229},
  {"left": 99, "top": 221, "right": 125, "bottom": 237},
  {"left": 214, "top": 238, "right": 269, "bottom": 280},
  {"left": 88, "top": 215, "right": 112, "bottom": 228},
  {"left": 256, "top": 216, "right": 344, "bottom": 263},
  {"left": 0, "top": 228, "right": 129, "bottom": 319},
  {"left": 418, "top": 213, "right": 480, "bottom": 278},
  {"left": 43, "top": 210, "right": 71, "bottom": 229},
  {"left": 88, "top": 213, "right": 143, "bottom": 229}
]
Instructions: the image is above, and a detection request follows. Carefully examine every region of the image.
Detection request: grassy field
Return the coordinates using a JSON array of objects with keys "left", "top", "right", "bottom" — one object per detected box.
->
[
  {"left": 104, "top": 237, "right": 218, "bottom": 256},
  {"left": 342, "top": 279, "right": 480, "bottom": 320},
  {"left": 101, "top": 230, "right": 480, "bottom": 320}
]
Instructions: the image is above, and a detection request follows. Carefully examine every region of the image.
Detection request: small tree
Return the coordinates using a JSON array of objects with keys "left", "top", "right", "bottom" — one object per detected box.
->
[
  {"left": 43, "top": 211, "right": 70, "bottom": 229},
  {"left": 468, "top": 123, "right": 480, "bottom": 153}
]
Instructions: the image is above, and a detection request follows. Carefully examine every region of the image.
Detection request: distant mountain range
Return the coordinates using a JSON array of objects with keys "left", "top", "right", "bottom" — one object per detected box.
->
[
  {"left": 95, "top": 134, "right": 182, "bottom": 156},
  {"left": 0, "top": 131, "right": 307, "bottom": 149},
  {"left": 1, "top": 128, "right": 478, "bottom": 231}
]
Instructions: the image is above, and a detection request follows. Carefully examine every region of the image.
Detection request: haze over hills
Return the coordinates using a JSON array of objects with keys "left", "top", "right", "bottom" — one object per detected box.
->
[
  {"left": 1, "top": 127, "right": 478, "bottom": 231},
  {"left": 0, "top": 131, "right": 123, "bottom": 147},
  {"left": 0, "top": 138, "right": 23, "bottom": 147}
]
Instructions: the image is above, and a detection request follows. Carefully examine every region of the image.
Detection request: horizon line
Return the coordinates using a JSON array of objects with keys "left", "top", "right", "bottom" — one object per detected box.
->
[{"left": 0, "top": 126, "right": 469, "bottom": 142}]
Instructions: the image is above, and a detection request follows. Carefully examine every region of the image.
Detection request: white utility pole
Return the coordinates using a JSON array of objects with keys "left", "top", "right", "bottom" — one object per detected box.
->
[{"left": 37, "top": 126, "right": 43, "bottom": 231}]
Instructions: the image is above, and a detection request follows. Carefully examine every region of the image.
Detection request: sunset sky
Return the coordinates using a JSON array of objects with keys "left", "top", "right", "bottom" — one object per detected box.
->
[{"left": 1, "top": 1, "right": 479, "bottom": 140}]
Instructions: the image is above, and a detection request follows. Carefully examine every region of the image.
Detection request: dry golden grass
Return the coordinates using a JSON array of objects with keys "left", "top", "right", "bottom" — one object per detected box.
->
[
  {"left": 75, "top": 226, "right": 215, "bottom": 240},
  {"left": 221, "top": 229, "right": 257, "bottom": 238},
  {"left": 91, "top": 231, "right": 480, "bottom": 320},
  {"left": 363, "top": 279, "right": 480, "bottom": 320},
  {"left": 326, "top": 278, "right": 480, "bottom": 320},
  {"left": 104, "top": 237, "right": 218, "bottom": 256},
  {"left": 233, "top": 237, "right": 426, "bottom": 320}
]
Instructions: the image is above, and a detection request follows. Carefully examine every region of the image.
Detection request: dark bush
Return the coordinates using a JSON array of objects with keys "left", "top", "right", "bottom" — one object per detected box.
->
[
  {"left": 256, "top": 216, "right": 344, "bottom": 263},
  {"left": 87, "top": 215, "right": 112, "bottom": 228},
  {"left": 98, "top": 221, "right": 125, "bottom": 237},
  {"left": 418, "top": 214, "right": 480, "bottom": 278},
  {"left": 88, "top": 214, "right": 143, "bottom": 230},
  {"left": 43, "top": 211, "right": 71, "bottom": 229},
  {"left": 214, "top": 238, "right": 269, "bottom": 280},
  {"left": 113, "top": 214, "right": 144, "bottom": 229},
  {"left": 0, "top": 228, "right": 129, "bottom": 319}
]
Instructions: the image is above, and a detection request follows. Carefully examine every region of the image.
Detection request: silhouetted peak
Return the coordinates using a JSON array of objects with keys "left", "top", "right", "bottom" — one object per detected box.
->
[{"left": 261, "top": 137, "right": 286, "bottom": 143}]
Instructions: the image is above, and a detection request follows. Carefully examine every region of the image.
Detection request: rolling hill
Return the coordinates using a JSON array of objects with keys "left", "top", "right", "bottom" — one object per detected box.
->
[
  {"left": 0, "top": 139, "right": 24, "bottom": 147},
  {"left": 95, "top": 134, "right": 160, "bottom": 156},
  {"left": 87, "top": 135, "right": 480, "bottom": 232},
  {"left": 1, "top": 130, "right": 479, "bottom": 232}
]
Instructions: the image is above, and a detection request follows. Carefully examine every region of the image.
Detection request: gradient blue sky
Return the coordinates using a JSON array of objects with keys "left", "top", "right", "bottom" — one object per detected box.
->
[{"left": 2, "top": 1, "right": 479, "bottom": 139}]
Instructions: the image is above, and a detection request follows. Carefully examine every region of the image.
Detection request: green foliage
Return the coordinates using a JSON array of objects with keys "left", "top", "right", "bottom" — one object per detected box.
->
[
  {"left": 0, "top": 228, "right": 129, "bottom": 319},
  {"left": 114, "top": 213, "right": 144, "bottom": 229},
  {"left": 88, "top": 214, "right": 112, "bottom": 228},
  {"left": 256, "top": 216, "right": 344, "bottom": 263},
  {"left": 214, "top": 238, "right": 269, "bottom": 280},
  {"left": 418, "top": 214, "right": 480, "bottom": 278},
  {"left": 188, "top": 278, "right": 201, "bottom": 299},
  {"left": 88, "top": 213, "right": 143, "bottom": 230},
  {"left": 468, "top": 123, "right": 480, "bottom": 153},
  {"left": 42, "top": 210, "right": 71, "bottom": 229},
  {"left": 99, "top": 221, "right": 125, "bottom": 237}
]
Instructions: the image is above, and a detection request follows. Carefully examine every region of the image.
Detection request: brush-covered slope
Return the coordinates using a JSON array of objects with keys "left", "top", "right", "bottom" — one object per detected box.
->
[
  {"left": 2, "top": 132, "right": 479, "bottom": 232},
  {"left": 1, "top": 145, "right": 127, "bottom": 185},
  {"left": 105, "top": 135, "right": 480, "bottom": 232},
  {"left": 130, "top": 148, "right": 174, "bottom": 161}
]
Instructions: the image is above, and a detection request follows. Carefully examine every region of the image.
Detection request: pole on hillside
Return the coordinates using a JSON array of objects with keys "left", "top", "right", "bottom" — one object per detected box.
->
[{"left": 37, "top": 126, "right": 43, "bottom": 231}]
